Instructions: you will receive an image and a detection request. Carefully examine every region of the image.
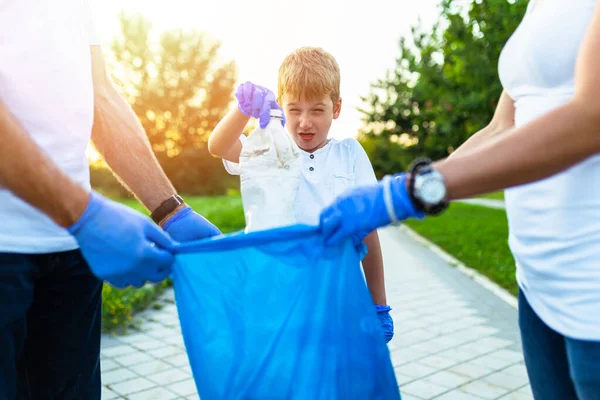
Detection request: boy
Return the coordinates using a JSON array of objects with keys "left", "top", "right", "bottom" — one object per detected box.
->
[{"left": 208, "top": 47, "right": 393, "bottom": 342}]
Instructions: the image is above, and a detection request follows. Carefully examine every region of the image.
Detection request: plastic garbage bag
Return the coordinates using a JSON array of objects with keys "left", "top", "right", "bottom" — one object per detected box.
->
[
  {"left": 239, "top": 109, "right": 302, "bottom": 233},
  {"left": 172, "top": 225, "right": 401, "bottom": 400}
]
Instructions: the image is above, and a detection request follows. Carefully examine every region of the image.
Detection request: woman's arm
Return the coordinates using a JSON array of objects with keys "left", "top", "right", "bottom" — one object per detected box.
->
[
  {"left": 447, "top": 91, "right": 515, "bottom": 160},
  {"left": 436, "top": 5, "right": 600, "bottom": 200}
]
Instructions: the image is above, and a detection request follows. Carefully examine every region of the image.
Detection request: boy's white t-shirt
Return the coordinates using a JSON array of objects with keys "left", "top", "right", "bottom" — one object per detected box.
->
[
  {"left": 224, "top": 136, "right": 377, "bottom": 226},
  {"left": 0, "top": 0, "right": 99, "bottom": 253}
]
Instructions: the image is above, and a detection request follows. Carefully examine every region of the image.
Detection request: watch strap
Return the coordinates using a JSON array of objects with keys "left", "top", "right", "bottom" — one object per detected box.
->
[
  {"left": 407, "top": 157, "right": 449, "bottom": 215},
  {"left": 407, "top": 157, "right": 432, "bottom": 212},
  {"left": 150, "top": 194, "right": 184, "bottom": 223}
]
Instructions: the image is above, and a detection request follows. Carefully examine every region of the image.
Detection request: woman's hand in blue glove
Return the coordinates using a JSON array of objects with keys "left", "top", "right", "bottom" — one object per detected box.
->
[{"left": 319, "top": 173, "right": 424, "bottom": 246}]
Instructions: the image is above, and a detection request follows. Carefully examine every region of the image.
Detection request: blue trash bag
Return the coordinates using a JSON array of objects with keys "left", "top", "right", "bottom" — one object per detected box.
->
[{"left": 172, "top": 224, "right": 401, "bottom": 400}]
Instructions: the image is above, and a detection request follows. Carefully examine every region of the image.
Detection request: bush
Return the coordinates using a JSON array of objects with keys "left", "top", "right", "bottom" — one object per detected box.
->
[{"left": 102, "top": 280, "right": 171, "bottom": 333}]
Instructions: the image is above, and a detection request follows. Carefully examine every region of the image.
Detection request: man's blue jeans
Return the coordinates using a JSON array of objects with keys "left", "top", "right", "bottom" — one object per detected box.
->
[
  {"left": 519, "top": 290, "right": 600, "bottom": 400},
  {"left": 0, "top": 250, "right": 102, "bottom": 400}
]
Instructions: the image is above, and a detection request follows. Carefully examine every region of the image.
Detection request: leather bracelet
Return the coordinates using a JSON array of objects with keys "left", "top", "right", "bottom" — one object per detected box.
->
[{"left": 150, "top": 194, "right": 184, "bottom": 224}]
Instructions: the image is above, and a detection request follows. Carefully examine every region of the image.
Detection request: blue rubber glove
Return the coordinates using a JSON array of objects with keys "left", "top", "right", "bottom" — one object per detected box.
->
[
  {"left": 163, "top": 206, "right": 221, "bottom": 243},
  {"left": 375, "top": 305, "right": 394, "bottom": 343},
  {"left": 235, "top": 81, "right": 285, "bottom": 129},
  {"left": 68, "top": 192, "right": 175, "bottom": 289},
  {"left": 319, "top": 173, "right": 424, "bottom": 246}
]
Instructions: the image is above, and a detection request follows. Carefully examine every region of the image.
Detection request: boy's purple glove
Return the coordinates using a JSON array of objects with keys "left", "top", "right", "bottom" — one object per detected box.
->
[
  {"left": 235, "top": 81, "right": 285, "bottom": 129},
  {"left": 376, "top": 305, "right": 394, "bottom": 343}
]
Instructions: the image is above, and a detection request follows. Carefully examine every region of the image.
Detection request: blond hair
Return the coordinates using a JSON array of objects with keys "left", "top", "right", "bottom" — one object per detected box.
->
[{"left": 277, "top": 47, "right": 340, "bottom": 104}]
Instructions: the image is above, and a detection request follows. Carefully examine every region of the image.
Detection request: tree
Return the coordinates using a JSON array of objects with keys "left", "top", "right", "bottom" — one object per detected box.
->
[
  {"left": 93, "top": 13, "right": 238, "bottom": 196},
  {"left": 359, "top": 0, "right": 528, "bottom": 178}
]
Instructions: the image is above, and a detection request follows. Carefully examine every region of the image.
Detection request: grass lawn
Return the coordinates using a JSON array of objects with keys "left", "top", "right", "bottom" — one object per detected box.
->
[
  {"left": 404, "top": 202, "right": 517, "bottom": 295},
  {"left": 477, "top": 191, "right": 505, "bottom": 201},
  {"left": 102, "top": 194, "right": 245, "bottom": 333}
]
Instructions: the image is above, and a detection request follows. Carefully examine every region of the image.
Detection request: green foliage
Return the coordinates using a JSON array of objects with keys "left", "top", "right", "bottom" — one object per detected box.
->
[
  {"left": 359, "top": 0, "right": 528, "bottom": 176},
  {"left": 102, "top": 280, "right": 171, "bottom": 333},
  {"left": 95, "top": 13, "right": 238, "bottom": 196},
  {"left": 90, "top": 165, "right": 132, "bottom": 199}
]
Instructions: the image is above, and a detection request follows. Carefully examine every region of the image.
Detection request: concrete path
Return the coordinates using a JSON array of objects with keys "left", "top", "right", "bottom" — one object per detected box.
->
[
  {"left": 382, "top": 227, "right": 531, "bottom": 399},
  {"left": 455, "top": 199, "right": 505, "bottom": 210},
  {"left": 100, "top": 225, "right": 531, "bottom": 400}
]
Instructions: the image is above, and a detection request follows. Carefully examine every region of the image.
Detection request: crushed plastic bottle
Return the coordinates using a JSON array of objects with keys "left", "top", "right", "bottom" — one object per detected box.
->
[{"left": 239, "top": 109, "right": 302, "bottom": 232}]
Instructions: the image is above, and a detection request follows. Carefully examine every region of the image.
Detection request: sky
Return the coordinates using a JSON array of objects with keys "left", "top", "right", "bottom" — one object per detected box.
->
[{"left": 90, "top": 0, "right": 440, "bottom": 139}]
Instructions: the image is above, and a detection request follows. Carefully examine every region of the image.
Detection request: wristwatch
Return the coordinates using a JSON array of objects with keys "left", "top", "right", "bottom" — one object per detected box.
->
[
  {"left": 150, "top": 194, "right": 185, "bottom": 223},
  {"left": 407, "top": 158, "right": 449, "bottom": 215}
]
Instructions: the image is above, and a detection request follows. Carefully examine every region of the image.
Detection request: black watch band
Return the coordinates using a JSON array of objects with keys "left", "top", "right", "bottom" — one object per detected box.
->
[
  {"left": 150, "top": 194, "right": 184, "bottom": 223},
  {"left": 407, "top": 157, "right": 449, "bottom": 215},
  {"left": 407, "top": 157, "right": 433, "bottom": 212}
]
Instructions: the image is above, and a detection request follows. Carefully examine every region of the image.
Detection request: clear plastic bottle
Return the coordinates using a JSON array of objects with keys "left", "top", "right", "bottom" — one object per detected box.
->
[{"left": 239, "top": 109, "right": 302, "bottom": 232}]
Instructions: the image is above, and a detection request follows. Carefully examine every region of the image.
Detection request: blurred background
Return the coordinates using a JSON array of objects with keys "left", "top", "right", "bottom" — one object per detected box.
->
[
  {"left": 94, "top": 0, "right": 528, "bottom": 334},
  {"left": 89, "top": 0, "right": 526, "bottom": 199}
]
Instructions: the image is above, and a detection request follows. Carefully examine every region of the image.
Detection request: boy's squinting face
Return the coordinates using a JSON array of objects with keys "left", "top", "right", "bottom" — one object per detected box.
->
[{"left": 282, "top": 94, "right": 342, "bottom": 153}]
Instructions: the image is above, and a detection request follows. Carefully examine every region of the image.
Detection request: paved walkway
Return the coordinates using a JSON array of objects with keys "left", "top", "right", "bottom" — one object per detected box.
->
[
  {"left": 100, "top": 226, "right": 532, "bottom": 400},
  {"left": 455, "top": 199, "right": 505, "bottom": 210}
]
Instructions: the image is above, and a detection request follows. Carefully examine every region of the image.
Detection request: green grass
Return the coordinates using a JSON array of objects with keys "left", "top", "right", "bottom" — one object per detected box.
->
[
  {"left": 404, "top": 202, "right": 517, "bottom": 295},
  {"left": 477, "top": 191, "right": 505, "bottom": 201},
  {"left": 102, "top": 194, "right": 245, "bottom": 333}
]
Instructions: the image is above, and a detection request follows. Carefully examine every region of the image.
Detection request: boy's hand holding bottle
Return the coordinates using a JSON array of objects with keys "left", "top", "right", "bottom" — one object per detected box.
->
[{"left": 235, "top": 81, "right": 286, "bottom": 128}]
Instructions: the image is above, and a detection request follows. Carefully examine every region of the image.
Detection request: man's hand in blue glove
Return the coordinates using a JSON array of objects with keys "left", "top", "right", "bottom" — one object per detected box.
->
[
  {"left": 375, "top": 305, "right": 394, "bottom": 343},
  {"left": 235, "top": 81, "right": 285, "bottom": 129},
  {"left": 162, "top": 206, "right": 221, "bottom": 243},
  {"left": 319, "top": 173, "right": 424, "bottom": 246},
  {"left": 68, "top": 191, "right": 175, "bottom": 289}
]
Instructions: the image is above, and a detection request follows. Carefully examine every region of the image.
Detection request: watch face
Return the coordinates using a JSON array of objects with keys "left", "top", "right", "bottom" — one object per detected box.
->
[
  {"left": 415, "top": 173, "right": 447, "bottom": 205},
  {"left": 421, "top": 180, "right": 446, "bottom": 203}
]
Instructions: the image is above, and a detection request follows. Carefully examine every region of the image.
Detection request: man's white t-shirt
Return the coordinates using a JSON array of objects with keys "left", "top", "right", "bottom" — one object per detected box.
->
[
  {"left": 0, "top": 0, "right": 99, "bottom": 253},
  {"left": 224, "top": 137, "right": 378, "bottom": 226},
  {"left": 498, "top": 0, "right": 600, "bottom": 339}
]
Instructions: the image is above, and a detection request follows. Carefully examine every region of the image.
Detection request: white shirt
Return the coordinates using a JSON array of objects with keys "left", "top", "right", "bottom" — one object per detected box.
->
[
  {"left": 224, "top": 137, "right": 378, "bottom": 226},
  {"left": 498, "top": 0, "right": 600, "bottom": 339},
  {"left": 0, "top": 0, "right": 98, "bottom": 253}
]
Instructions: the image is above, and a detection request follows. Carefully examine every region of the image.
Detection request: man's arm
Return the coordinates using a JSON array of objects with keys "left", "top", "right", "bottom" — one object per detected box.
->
[
  {"left": 0, "top": 100, "right": 89, "bottom": 227},
  {"left": 362, "top": 231, "right": 387, "bottom": 305},
  {"left": 89, "top": 46, "right": 180, "bottom": 223},
  {"left": 446, "top": 90, "right": 515, "bottom": 160},
  {"left": 207, "top": 107, "right": 248, "bottom": 163}
]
